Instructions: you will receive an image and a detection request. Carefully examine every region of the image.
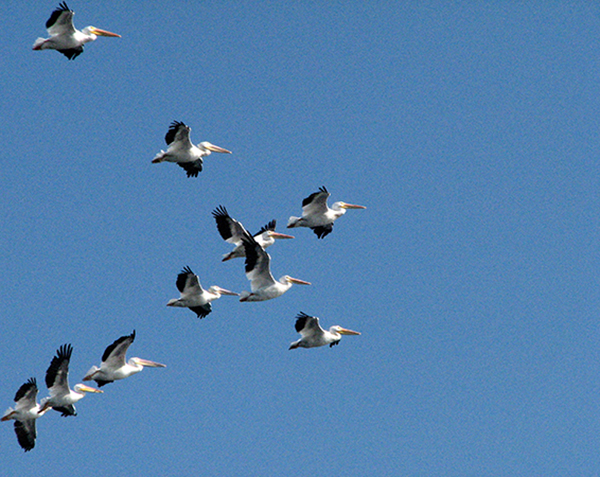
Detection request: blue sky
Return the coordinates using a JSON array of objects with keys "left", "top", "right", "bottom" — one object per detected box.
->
[{"left": 1, "top": 1, "right": 600, "bottom": 475}]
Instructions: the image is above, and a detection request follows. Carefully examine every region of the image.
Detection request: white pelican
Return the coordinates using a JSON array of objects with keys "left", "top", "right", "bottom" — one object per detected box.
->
[
  {"left": 167, "top": 266, "right": 238, "bottom": 318},
  {"left": 39, "top": 344, "right": 102, "bottom": 417},
  {"left": 2, "top": 378, "right": 49, "bottom": 452},
  {"left": 83, "top": 331, "right": 166, "bottom": 387},
  {"left": 289, "top": 312, "right": 361, "bottom": 349},
  {"left": 212, "top": 205, "right": 294, "bottom": 261},
  {"left": 152, "top": 121, "right": 232, "bottom": 177},
  {"left": 239, "top": 232, "right": 310, "bottom": 302},
  {"left": 32, "top": 2, "right": 121, "bottom": 60},
  {"left": 287, "top": 186, "right": 366, "bottom": 238}
]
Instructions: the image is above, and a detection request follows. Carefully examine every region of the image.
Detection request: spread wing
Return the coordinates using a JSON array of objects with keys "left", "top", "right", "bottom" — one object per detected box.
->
[
  {"left": 213, "top": 206, "right": 247, "bottom": 245},
  {"left": 101, "top": 331, "right": 135, "bottom": 368},
  {"left": 46, "top": 2, "right": 76, "bottom": 36},
  {"left": 241, "top": 233, "right": 275, "bottom": 291},
  {"left": 45, "top": 344, "right": 72, "bottom": 392},
  {"left": 302, "top": 186, "right": 330, "bottom": 216},
  {"left": 176, "top": 266, "right": 204, "bottom": 296}
]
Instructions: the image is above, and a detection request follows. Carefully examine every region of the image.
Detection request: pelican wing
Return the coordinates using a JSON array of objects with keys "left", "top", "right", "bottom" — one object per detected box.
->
[
  {"left": 101, "top": 331, "right": 135, "bottom": 368},
  {"left": 46, "top": 2, "right": 76, "bottom": 36},
  {"left": 45, "top": 343, "right": 72, "bottom": 392},
  {"left": 165, "top": 121, "right": 191, "bottom": 146},
  {"left": 302, "top": 186, "right": 330, "bottom": 216},
  {"left": 176, "top": 266, "right": 204, "bottom": 295},
  {"left": 255, "top": 219, "right": 276, "bottom": 236},
  {"left": 14, "top": 378, "right": 38, "bottom": 407},
  {"left": 177, "top": 161, "right": 202, "bottom": 177},
  {"left": 14, "top": 420, "right": 36, "bottom": 452},
  {"left": 189, "top": 303, "right": 212, "bottom": 318},
  {"left": 295, "top": 312, "right": 324, "bottom": 338},
  {"left": 241, "top": 233, "right": 275, "bottom": 291},
  {"left": 213, "top": 206, "right": 247, "bottom": 244},
  {"left": 53, "top": 404, "right": 76, "bottom": 417}
]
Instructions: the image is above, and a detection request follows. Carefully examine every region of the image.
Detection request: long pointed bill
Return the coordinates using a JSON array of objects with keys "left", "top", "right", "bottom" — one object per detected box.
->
[
  {"left": 135, "top": 358, "right": 167, "bottom": 368},
  {"left": 341, "top": 203, "right": 366, "bottom": 210},
  {"left": 91, "top": 27, "right": 121, "bottom": 38},
  {"left": 288, "top": 277, "right": 311, "bottom": 285},
  {"left": 269, "top": 232, "right": 295, "bottom": 240},
  {"left": 214, "top": 286, "right": 239, "bottom": 296},
  {"left": 338, "top": 328, "right": 361, "bottom": 336},
  {"left": 205, "top": 144, "right": 232, "bottom": 154},
  {"left": 79, "top": 384, "right": 103, "bottom": 394}
]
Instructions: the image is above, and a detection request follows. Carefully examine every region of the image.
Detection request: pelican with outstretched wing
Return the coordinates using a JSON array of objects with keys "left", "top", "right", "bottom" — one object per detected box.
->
[
  {"left": 83, "top": 331, "right": 165, "bottom": 387},
  {"left": 289, "top": 312, "right": 361, "bottom": 349},
  {"left": 32, "top": 2, "right": 120, "bottom": 60},
  {"left": 39, "top": 344, "right": 102, "bottom": 417},
  {"left": 239, "top": 232, "right": 310, "bottom": 302},
  {"left": 167, "top": 266, "right": 238, "bottom": 318},
  {"left": 2, "top": 378, "right": 49, "bottom": 452},
  {"left": 288, "top": 186, "right": 366, "bottom": 238},
  {"left": 152, "top": 121, "right": 231, "bottom": 177}
]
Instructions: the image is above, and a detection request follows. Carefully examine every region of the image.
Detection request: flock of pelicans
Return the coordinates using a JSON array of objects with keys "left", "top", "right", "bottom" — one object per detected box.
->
[{"left": 4, "top": 3, "right": 366, "bottom": 453}]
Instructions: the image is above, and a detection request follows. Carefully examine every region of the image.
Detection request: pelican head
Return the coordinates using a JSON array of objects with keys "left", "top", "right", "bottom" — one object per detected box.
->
[
  {"left": 131, "top": 357, "right": 167, "bottom": 368},
  {"left": 85, "top": 26, "right": 121, "bottom": 38},
  {"left": 199, "top": 142, "right": 232, "bottom": 154},
  {"left": 207, "top": 286, "right": 239, "bottom": 297}
]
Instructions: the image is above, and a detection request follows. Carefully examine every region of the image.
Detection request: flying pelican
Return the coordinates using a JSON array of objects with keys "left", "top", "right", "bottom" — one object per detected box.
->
[
  {"left": 287, "top": 186, "right": 366, "bottom": 238},
  {"left": 83, "top": 331, "right": 166, "bottom": 387},
  {"left": 167, "top": 266, "right": 238, "bottom": 318},
  {"left": 212, "top": 205, "right": 294, "bottom": 261},
  {"left": 2, "top": 378, "right": 49, "bottom": 452},
  {"left": 152, "top": 121, "right": 232, "bottom": 177},
  {"left": 39, "top": 344, "right": 102, "bottom": 417},
  {"left": 239, "top": 232, "right": 310, "bottom": 302},
  {"left": 289, "top": 312, "right": 361, "bottom": 349},
  {"left": 32, "top": 2, "right": 121, "bottom": 60}
]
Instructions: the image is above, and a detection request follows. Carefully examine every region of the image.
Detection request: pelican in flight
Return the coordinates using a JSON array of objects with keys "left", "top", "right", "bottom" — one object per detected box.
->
[
  {"left": 287, "top": 186, "right": 366, "bottom": 238},
  {"left": 167, "top": 266, "right": 238, "bottom": 318},
  {"left": 32, "top": 2, "right": 120, "bottom": 60},
  {"left": 239, "top": 233, "right": 310, "bottom": 302},
  {"left": 212, "top": 205, "right": 294, "bottom": 261},
  {"left": 2, "top": 378, "right": 49, "bottom": 452},
  {"left": 152, "top": 121, "right": 231, "bottom": 177},
  {"left": 83, "top": 331, "right": 166, "bottom": 387},
  {"left": 289, "top": 312, "right": 361, "bottom": 349},
  {"left": 39, "top": 344, "right": 102, "bottom": 417}
]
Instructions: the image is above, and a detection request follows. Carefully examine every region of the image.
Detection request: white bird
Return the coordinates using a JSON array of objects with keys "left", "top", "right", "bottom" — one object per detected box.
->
[
  {"left": 2, "top": 378, "right": 49, "bottom": 452},
  {"left": 287, "top": 186, "right": 366, "bottom": 238},
  {"left": 289, "top": 312, "right": 361, "bottom": 349},
  {"left": 152, "top": 121, "right": 231, "bottom": 177},
  {"left": 83, "top": 331, "right": 166, "bottom": 387},
  {"left": 32, "top": 2, "right": 120, "bottom": 60},
  {"left": 39, "top": 344, "right": 102, "bottom": 417},
  {"left": 212, "top": 205, "right": 294, "bottom": 261},
  {"left": 239, "top": 232, "right": 310, "bottom": 302},
  {"left": 167, "top": 266, "right": 238, "bottom": 318}
]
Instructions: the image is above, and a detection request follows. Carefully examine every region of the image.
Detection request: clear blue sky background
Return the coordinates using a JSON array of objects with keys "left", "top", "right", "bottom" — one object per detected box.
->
[{"left": 1, "top": 1, "right": 599, "bottom": 475}]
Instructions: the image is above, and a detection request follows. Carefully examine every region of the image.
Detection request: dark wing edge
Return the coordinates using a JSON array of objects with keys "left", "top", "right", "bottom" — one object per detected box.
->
[{"left": 101, "top": 330, "right": 135, "bottom": 363}]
